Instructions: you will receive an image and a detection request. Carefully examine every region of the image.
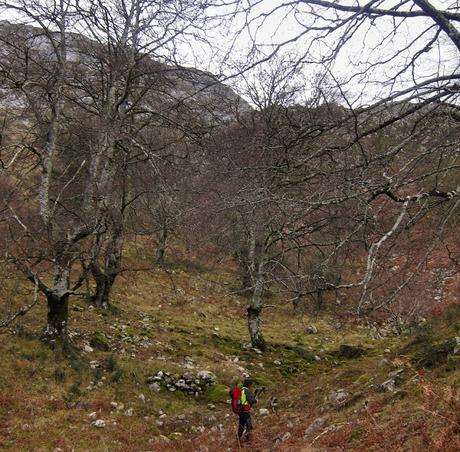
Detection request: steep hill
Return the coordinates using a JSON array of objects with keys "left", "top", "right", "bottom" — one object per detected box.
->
[
  {"left": 0, "top": 20, "right": 252, "bottom": 126},
  {"left": 1, "top": 246, "right": 460, "bottom": 451}
]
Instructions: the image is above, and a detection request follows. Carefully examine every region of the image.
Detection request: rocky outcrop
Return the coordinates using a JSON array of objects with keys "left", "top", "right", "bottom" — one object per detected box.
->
[{"left": 146, "top": 370, "right": 217, "bottom": 396}]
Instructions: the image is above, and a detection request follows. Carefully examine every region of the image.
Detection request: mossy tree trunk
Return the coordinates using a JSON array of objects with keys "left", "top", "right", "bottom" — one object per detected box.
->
[
  {"left": 41, "top": 248, "right": 72, "bottom": 348},
  {"left": 90, "top": 222, "right": 123, "bottom": 309},
  {"left": 155, "top": 223, "right": 168, "bottom": 265},
  {"left": 43, "top": 291, "right": 69, "bottom": 344},
  {"left": 247, "top": 259, "right": 267, "bottom": 351}
]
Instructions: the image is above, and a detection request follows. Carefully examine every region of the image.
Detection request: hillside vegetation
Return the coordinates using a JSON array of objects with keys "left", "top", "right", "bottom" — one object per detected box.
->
[{"left": 1, "top": 245, "right": 460, "bottom": 452}]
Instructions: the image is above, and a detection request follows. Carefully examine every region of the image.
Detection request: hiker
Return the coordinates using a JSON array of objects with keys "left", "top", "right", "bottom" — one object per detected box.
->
[{"left": 230, "top": 378, "right": 258, "bottom": 443}]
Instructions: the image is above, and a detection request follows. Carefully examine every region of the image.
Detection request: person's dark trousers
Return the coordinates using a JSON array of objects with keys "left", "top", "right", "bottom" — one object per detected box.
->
[{"left": 238, "top": 411, "right": 253, "bottom": 439}]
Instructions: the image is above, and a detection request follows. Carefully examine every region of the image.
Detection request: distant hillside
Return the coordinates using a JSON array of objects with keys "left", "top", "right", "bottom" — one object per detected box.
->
[{"left": 0, "top": 20, "right": 252, "bottom": 127}]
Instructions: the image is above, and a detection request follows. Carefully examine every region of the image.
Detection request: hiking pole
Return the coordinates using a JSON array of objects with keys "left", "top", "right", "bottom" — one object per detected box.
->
[{"left": 236, "top": 431, "right": 242, "bottom": 451}]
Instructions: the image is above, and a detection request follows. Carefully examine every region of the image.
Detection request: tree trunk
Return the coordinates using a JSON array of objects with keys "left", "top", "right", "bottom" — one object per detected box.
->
[
  {"left": 91, "top": 270, "right": 116, "bottom": 309},
  {"left": 156, "top": 224, "right": 168, "bottom": 264},
  {"left": 247, "top": 266, "right": 266, "bottom": 351},
  {"left": 89, "top": 225, "right": 123, "bottom": 308},
  {"left": 43, "top": 291, "right": 69, "bottom": 346},
  {"left": 247, "top": 306, "right": 266, "bottom": 351}
]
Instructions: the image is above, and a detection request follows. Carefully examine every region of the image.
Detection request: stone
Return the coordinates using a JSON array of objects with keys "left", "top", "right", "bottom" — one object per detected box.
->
[
  {"left": 389, "top": 368, "right": 405, "bottom": 378},
  {"left": 282, "top": 432, "right": 291, "bottom": 441},
  {"left": 274, "top": 432, "right": 291, "bottom": 445},
  {"left": 306, "top": 324, "right": 318, "bottom": 334},
  {"left": 274, "top": 360, "right": 281, "bottom": 366},
  {"left": 88, "top": 412, "right": 98, "bottom": 419},
  {"left": 329, "top": 389, "right": 350, "bottom": 405},
  {"left": 259, "top": 408, "right": 269, "bottom": 416},
  {"left": 381, "top": 379, "right": 396, "bottom": 392},
  {"left": 125, "top": 408, "right": 134, "bottom": 416},
  {"left": 92, "top": 419, "right": 105, "bottom": 428},
  {"left": 304, "top": 417, "right": 326, "bottom": 436},
  {"left": 149, "top": 382, "right": 161, "bottom": 392},
  {"left": 138, "top": 393, "right": 146, "bottom": 402},
  {"left": 197, "top": 370, "right": 217, "bottom": 381}
]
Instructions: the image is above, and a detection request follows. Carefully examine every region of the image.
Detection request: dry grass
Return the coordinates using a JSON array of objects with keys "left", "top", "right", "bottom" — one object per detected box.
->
[{"left": 1, "top": 251, "right": 460, "bottom": 450}]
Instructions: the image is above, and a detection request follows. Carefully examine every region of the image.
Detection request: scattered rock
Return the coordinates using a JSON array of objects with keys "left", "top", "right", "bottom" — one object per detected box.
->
[
  {"left": 88, "top": 412, "right": 98, "bottom": 419},
  {"left": 306, "top": 325, "right": 318, "bottom": 334},
  {"left": 147, "top": 370, "right": 217, "bottom": 396},
  {"left": 83, "top": 345, "right": 94, "bottom": 353},
  {"left": 149, "top": 383, "right": 161, "bottom": 392},
  {"left": 274, "top": 431, "right": 291, "bottom": 444},
  {"left": 389, "top": 368, "right": 405, "bottom": 378},
  {"left": 259, "top": 408, "right": 269, "bottom": 416},
  {"left": 273, "top": 360, "right": 281, "bottom": 366},
  {"left": 138, "top": 393, "right": 145, "bottom": 402},
  {"left": 381, "top": 379, "right": 396, "bottom": 392},
  {"left": 92, "top": 419, "right": 105, "bottom": 428},
  {"left": 304, "top": 417, "right": 326, "bottom": 436},
  {"left": 125, "top": 409, "right": 134, "bottom": 416},
  {"left": 329, "top": 389, "right": 350, "bottom": 405}
]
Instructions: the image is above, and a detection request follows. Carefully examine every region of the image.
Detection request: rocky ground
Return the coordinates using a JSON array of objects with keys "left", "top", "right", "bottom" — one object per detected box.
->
[{"left": 1, "top": 256, "right": 460, "bottom": 451}]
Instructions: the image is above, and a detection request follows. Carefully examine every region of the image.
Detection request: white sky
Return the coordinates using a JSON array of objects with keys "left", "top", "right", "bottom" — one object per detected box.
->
[{"left": 0, "top": 0, "right": 459, "bottom": 107}]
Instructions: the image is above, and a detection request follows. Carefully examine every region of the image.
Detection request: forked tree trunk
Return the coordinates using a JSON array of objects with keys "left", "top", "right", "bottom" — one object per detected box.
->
[
  {"left": 90, "top": 224, "right": 123, "bottom": 308},
  {"left": 91, "top": 269, "right": 116, "bottom": 309}
]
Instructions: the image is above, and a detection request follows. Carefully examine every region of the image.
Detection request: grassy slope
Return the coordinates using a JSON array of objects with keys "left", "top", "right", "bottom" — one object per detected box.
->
[{"left": 1, "top": 251, "right": 460, "bottom": 451}]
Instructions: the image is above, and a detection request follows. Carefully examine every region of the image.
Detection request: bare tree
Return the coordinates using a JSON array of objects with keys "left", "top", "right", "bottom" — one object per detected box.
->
[
  {"left": 0, "top": 0, "right": 220, "bottom": 347},
  {"left": 220, "top": 0, "right": 460, "bottom": 323}
]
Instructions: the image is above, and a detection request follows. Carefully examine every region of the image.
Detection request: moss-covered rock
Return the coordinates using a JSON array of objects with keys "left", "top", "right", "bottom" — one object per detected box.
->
[
  {"left": 168, "top": 432, "right": 183, "bottom": 440},
  {"left": 204, "top": 384, "right": 230, "bottom": 403},
  {"left": 415, "top": 338, "right": 456, "bottom": 368},
  {"left": 337, "top": 345, "right": 365, "bottom": 359},
  {"left": 291, "top": 346, "right": 316, "bottom": 362},
  {"left": 90, "top": 332, "right": 110, "bottom": 351}
]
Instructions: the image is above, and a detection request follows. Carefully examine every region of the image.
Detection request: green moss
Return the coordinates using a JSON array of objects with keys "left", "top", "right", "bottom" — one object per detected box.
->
[
  {"left": 90, "top": 332, "right": 110, "bottom": 351},
  {"left": 349, "top": 428, "right": 364, "bottom": 441},
  {"left": 168, "top": 432, "right": 183, "bottom": 440},
  {"left": 204, "top": 384, "right": 230, "bottom": 403},
  {"left": 252, "top": 376, "right": 270, "bottom": 387}
]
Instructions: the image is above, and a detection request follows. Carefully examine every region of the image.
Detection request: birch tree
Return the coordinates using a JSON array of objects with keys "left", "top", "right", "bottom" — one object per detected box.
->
[{"left": 0, "top": 0, "right": 218, "bottom": 347}]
